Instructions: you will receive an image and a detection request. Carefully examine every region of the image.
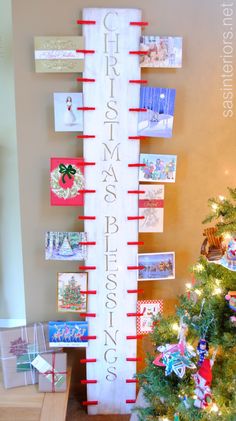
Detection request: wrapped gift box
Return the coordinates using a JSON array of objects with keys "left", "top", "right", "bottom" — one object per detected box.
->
[
  {"left": 32, "top": 352, "right": 67, "bottom": 392},
  {"left": 0, "top": 323, "right": 58, "bottom": 388},
  {"left": 48, "top": 321, "right": 88, "bottom": 347}
]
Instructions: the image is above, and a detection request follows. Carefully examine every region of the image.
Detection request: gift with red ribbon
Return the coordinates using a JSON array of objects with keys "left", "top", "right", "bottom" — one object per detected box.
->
[{"left": 31, "top": 352, "right": 67, "bottom": 392}]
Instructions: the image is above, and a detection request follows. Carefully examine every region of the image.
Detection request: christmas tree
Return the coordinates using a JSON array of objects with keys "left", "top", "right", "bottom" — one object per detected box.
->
[
  {"left": 136, "top": 188, "right": 236, "bottom": 421},
  {"left": 58, "top": 235, "right": 74, "bottom": 256},
  {"left": 62, "top": 276, "right": 84, "bottom": 309}
]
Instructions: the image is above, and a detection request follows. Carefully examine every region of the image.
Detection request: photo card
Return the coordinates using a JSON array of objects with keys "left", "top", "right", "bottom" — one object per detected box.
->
[
  {"left": 138, "top": 252, "right": 175, "bottom": 280},
  {"left": 53, "top": 93, "right": 83, "bottom": 132}
]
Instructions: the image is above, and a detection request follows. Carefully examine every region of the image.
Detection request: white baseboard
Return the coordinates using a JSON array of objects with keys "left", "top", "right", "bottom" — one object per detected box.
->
[{"left": 0, "top": 318, "right": 26, "bottom": 328}]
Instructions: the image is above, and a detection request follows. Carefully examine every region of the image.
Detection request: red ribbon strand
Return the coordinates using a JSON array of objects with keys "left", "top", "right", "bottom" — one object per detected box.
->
[
  {"left": 127, "top": 289, "right": 144, "bottom": 294},
  {"left": 82, "top": 401, "right": 98, "bottom": 406},
  {"left": 80, "top": 290, "right": 97, "bottom": 295},
  {"left": 80, "top": 358, "right": 97, "bottom": 363},
  {"left": 78, "top": 216, "right": 96, "bottom": 220},
  {"left": 76, "top": 49, "right": 95, "bottom": 54},
  {"left": 130, "top": 21, "right": 149, "bottom": 26},
  {"left": 77, "top": 77, "right": 96, "bottom": 82},
  {"left": 77, "top": 20, "right": 96, "bottom": 25},
  {"left": 77, "top": 107, "right": 96, "bottom": 111}
]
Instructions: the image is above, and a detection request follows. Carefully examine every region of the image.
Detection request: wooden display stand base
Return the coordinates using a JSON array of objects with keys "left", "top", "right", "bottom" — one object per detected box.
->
[{"left": 0, "top": 367, "right": 71, "bottom": 421}]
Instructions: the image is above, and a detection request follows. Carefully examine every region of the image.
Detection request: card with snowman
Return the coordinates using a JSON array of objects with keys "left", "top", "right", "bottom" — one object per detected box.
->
[
  {"left": 137, "top": 300, "right": 163, "bottom": 334},
  {"left": 53, "top": 93, "right": 83, "bottom": 132}
]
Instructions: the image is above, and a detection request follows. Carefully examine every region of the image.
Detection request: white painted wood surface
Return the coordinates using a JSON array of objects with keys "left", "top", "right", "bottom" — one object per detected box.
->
[{"left": 83, "top": 7, "right": 141, "bottom": 414}]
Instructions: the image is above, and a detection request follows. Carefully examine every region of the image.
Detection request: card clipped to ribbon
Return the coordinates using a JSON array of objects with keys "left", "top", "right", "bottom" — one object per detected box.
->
[
  {"left": 48, "top": 321, "right": 88, "bottom": 348},
  {"left": 31, "top": 352, "right": 67, "bottom": 392},
  {"left": 50, "top": 158, "right": 85, "bottom": 206},
  {"left": 34, "top": 36, "right": 84, "bottom": 73},
  {"left": 139, "top": 184, "right": 164, "bottom": 233}
]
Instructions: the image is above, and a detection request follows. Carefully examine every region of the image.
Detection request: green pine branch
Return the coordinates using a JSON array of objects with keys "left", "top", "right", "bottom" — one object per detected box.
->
[{"left": 135, "top": 188, "right": 236, "bottom": 420}]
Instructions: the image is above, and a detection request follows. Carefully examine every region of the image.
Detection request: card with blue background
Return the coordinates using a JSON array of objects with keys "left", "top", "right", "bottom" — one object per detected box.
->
[{"left": 48, "top": 321, "right": 88, "bottom": 347}]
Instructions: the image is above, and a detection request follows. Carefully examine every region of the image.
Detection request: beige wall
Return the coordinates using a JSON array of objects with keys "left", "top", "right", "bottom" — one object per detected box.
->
[
  {"left": 11, "top": 0, "right": 236, "bottom": 323},
  {"left": 0, "top": 0, "right": 25, "bottom": 324}
]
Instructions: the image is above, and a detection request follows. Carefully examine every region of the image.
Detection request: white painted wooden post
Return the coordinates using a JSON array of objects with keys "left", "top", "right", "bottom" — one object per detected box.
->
[{"left": 83, "top": 8, "right": 141, "bottom": 415}]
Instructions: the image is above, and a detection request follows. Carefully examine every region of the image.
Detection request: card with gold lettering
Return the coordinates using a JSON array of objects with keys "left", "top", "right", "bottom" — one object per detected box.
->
[
  {"left": 34, "top": 36, "right": 84, "bottom": 73},
  {"left": 139, "top": 184, "right": 164, "bottom": 233}
]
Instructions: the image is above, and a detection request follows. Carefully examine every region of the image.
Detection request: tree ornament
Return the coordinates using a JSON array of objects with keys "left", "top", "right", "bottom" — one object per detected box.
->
[
  {"left": 219, "top": 236, "right": 236, "bottom": 271},
  {"left": 201, "top": 227, "right": 225, "bottom": 261},
  {"left": 197, "top": 338, "right": 209, "bottom": 366},
  {"left": 230, "top": 316, "right": 236, "bottom": 326},
  {"left": 225, "top": 291, "right": 236, "bottom": 311},
  {"left": 193, "top": 358, "right": 213, "bottom": 409},
  {"left": 153, "top": 340, "right": 196, "bottom": 379}
]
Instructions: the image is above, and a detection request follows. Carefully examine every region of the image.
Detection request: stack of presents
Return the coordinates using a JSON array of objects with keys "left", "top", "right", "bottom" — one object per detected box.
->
[{"left": 0, "top": 320, "right": 88, "bottom": 392}]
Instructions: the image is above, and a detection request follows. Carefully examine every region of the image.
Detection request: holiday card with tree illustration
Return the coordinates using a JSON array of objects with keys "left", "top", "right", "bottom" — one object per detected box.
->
[
  {"left": 50, "top": 158, "right": 84, "bottom": 206},
  {"left": 45, "top": 231, "right": 87, "bottom": 261},
  {"left": 54, "top": 93, "right": 83, "bottom": 132},
  {"left": 57, "top": 273, "right": 87, "bottom": 313},
  {"left": 137, "top": 300, "right": 163, "bottom": 334},
  {"left": 139, "top": 184, "right": 164, "bottom": 232}
]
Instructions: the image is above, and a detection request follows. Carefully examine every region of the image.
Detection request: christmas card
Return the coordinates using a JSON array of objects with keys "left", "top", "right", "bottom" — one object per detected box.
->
[
  {"left": 57, "top": 273, "right": 87, "bottom": 313},
  {"left": 34, "top": 36, "right": 84, "bottom": 73},
  {"left": 138, "top": 86, "right": 176, "bottom": 138},
  {"left": 45, "top": 231, "right": 87, "bottom": 261},
  {"left": 138, "top": 252, "right": 175, "bottom": 281},
  {"left": 48, "top": 321, "right": 88, "bottom": 348},
  {"left": 137, "top": 300, "right": 163, "bottom": 334},
  {"left": 50, "top": 158, "right": 84, "bottom": 206},
  {"left": 54, "top": 93, "right": 83, "bottom": 132},
  {"left": 139, "top": 153, "right": 177, "bottom": 183},
  {"left": 140, "top": 36, "right": 182, "bottom": 68},
  {"left": 139, "top": 184, "right": 164, "bottom": 232}
]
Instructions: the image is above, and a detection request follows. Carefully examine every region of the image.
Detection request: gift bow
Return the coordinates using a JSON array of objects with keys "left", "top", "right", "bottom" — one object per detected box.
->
[{"left": 59, "top": 164, "right": 76, "bottom": 184}]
